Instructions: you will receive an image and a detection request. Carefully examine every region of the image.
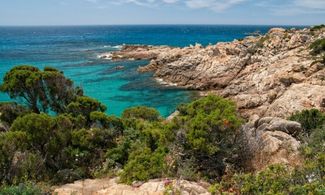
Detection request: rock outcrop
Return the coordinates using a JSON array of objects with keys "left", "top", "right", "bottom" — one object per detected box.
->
[
  {"left": 99, "top": 45, "right": 173, "bottom": 61},
  {"left": 108, "top": 27, "right": 325, "bottom": 118},
  {"left": 53, "top": 178, "right": 210, "bottom": 195},
  {"left": 240, "top": 116, "right": 303, "bottom": 171}
]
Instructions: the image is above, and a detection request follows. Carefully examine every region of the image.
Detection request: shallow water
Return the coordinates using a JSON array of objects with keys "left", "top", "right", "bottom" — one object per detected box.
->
[{"left": 0, "top": 25, "right": 304, "bottom": 117}]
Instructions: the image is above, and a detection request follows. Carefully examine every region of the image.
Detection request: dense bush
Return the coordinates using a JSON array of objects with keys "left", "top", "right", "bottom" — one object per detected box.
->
[
  {"left": 67, "top": 96, "right": 107, "bottom": 122},
  {"left": 1, "top": 112, "right": 120, "bottom": 185},
  {"left": 226, "top": 164, "right": 325, "bottom": 195},
  {"left": 170, "top": 95, "right": 243, "bottom": 181},
  {"left": 0, "top": 102, "right": 30, "bottom": 125},
  {"left": 289, "top": 109, "right": 325, "bottom": 135},
  {"left": 105, "top": 118, "right": 172, "bottom": 183},
  {"left": 310, "top": 38, "right": 325, "bottom": 55},
  {"left": 119, "top": 146, "right": 167, "bottom": 184},
  {"left": 122, "top": 106, "right": 161, "bottom": 121},
  {"left": 0, "top": 183, "right": 43, "bottom": 195},
  {"left": 311, "top": 24, "right": 325, "bottom": 31}
]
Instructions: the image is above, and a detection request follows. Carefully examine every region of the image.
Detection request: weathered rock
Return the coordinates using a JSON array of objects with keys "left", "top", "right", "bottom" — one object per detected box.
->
[
  {"left": 107, "top": 27, "right": 325, "bottom": 118},
  {"left": 240, "top": 117, "right": 302, "bottom": 171},
  {"left": 166, "top": 110, "right": 180, "bottom": 122},
  {"left": 100, "top": 45, "right": 175, "bottom": 61},
  {"left": 53, "top": 178, "right": 210, "bottom": 195}
]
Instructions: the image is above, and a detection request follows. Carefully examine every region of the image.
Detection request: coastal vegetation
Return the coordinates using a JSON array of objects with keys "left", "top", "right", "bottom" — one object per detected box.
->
[{"left": 0, "top": 65, "right": 324, "bottom": 194}]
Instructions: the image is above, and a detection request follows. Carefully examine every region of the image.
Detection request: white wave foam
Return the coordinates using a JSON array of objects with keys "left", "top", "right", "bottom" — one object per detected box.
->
[{"left": 155, "top": 78, "right": 178, "bottom": 87}]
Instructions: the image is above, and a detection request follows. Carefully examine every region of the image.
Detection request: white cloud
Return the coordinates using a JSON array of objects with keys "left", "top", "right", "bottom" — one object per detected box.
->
[
  {"left": 186, "top": 0, "right": 245, "bottom": 11},
  {"left": 84, "top": 0, "right": 99, "bottom": 3},
  {"left": 256, "top": 0, "right": 325, "bottom": 16},
  {"left": 85, "top": 0, "right": 246, "bottom": 11},
  {"left": 295, "top": 0, "right": 325, "bottom": 10}
]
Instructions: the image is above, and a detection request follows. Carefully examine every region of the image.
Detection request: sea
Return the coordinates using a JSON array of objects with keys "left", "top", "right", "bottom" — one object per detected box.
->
[{"left": 0, "top": 25, "right": 306, "bottom": 117}]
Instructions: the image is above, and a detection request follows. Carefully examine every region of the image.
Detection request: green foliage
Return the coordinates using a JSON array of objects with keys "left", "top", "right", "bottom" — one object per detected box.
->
[
  {"left": 67, "top": 96, "right": 106, "bottom": 122},
  {"left": 10, "top": 113, "right": 54, "bottom": 151},
  {"left": 212, "top": 164, "right": 325, "bottom": 195},
  {"left": 235, "top": 165, "right": 293, "bottom": 194},
  {"left": 289, "top": 109, "right": 325, "bottom": 135},
  {"left": 1, "top": 112, "right": 118, "bottom": 185},
  {"left": 122, "top": 106, "right": 161, "bottom": 121},
  {"left": 310, "top": 24, "right": 325, "bottom": 31},
  {"left": 171, "top": 95, "right": 243, "bottom": 180},
  {"left": 119, "top": 146, "right": 167, "bottom": 184},
  {"left": 0, "top": 131, "right": 28, "bottom": 184},
  {"left": 104, "top": 119, "right": 173, "bottom": 182},
  {"left": 0, "top": 102, "right": 30, "bottom": 125},
  {"left": 0, "top": 183, "right": 43, "bottom": 195},
  {"left": 300, "top": 126, "right": 325, "bottom": 183},
  {"left": 90, "top": 111, "right": 124, "bottom": 135},
  {"left": 0, "top": 65, "right": 80, "bottom": 113},
  {"left": 310, "top": 38, "right": 325, "bottom": 56},
  {"left": 42, "top": 67, "right": 83, "bottom": 113},
  {"left": 256, "top": 35, "right": 270, "bottom": 48}
]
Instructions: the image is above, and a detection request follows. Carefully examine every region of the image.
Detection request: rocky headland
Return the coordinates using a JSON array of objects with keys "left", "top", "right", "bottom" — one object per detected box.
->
[{"left": 106, "top": 27, "right": 325, "bottom": 119}]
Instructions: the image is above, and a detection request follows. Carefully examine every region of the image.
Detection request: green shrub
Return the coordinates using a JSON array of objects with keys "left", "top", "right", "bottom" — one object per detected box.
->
[
  {"left": 119, "top": 145, "right": 167, "bottom": 184},
  {"left": 103, "top": 118, "right": 174, "bottom": 183},
  {"left": 0, "top": 131, "right": 28, "bottom": 184},
  {"left": 122, "top": 106, "right": 161, "bottom": 121},
  {"left": 10, "top": 113, "right": 54, "bottom": 152},
  {"left": 289, "top": 109, "right": 325, "bottom": 135},
  {"left": 0, "top": 102, "right": 30, "bottom": 125},
  {"left": 0, "top": 183, "right": 43, "bottom": 195},
  {"left": 310, "top": 24, "right": 325, "bottom": 31},
  {"left": 8, "top": 152, "right": 46, "bottom": 185},
  {"left": 310, "top": 38, "right": 325, "bottom": 55},
  {"left": 90, "top": 111, "right": 124, "bottom": 136},
  {"left": 301, "top": 126, "right": 325, "bottom": 182},
  {"left": 170, "top": 95, "right": 243, "bottom": 180},
  {"left": 67, "top": 96, "right": 106, "bottom": 123},
  {"left": 213, "top": 164, "right": 324, "bottom": 195},
  {"left": 256, "top": 35, "right": 269, "bottom": 48},
  {"left": 3, "top": 112, "right": 119, "bottom": 184}
]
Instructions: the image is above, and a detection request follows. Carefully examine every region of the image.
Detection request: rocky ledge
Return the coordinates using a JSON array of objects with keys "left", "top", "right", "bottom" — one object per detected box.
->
[
  {"left": 53, "top": 177, "right": 210, "bottom": 195},
  {"left": 108, "top": 27, "right": 325, "bottom": 118}
]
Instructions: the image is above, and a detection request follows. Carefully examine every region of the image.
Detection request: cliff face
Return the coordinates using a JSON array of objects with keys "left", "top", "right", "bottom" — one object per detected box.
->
[{"left": 110, "top": 27, "right": 325, "bottom": 118}]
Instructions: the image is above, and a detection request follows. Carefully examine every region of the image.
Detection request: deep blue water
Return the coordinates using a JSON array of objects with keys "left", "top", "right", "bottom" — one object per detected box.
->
[{"left": 0, "top": 25, "right": 305, "bottom": 117}]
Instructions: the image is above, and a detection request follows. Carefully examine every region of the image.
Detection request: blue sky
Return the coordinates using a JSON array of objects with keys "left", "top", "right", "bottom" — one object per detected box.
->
[{"left": 0, "top": 0, "right": 324, "bottom": 25}]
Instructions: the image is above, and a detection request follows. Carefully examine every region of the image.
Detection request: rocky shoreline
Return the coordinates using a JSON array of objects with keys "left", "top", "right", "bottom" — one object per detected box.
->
[{"left": 105, "top": 27, "right": 325, "bottom": 119}]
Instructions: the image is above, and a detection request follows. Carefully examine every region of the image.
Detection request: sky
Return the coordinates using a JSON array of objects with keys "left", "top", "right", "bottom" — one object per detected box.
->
[{"left": 0, "top": 0, "right": 324, "bottom": 26}]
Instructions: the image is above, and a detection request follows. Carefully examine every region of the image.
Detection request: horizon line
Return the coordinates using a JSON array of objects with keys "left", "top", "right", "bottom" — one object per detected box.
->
[{"left": 0, "top": 23, "right": 314, "bottom": 28}]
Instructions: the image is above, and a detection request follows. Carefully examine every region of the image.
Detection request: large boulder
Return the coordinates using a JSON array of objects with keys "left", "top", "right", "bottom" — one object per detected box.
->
[
  {"left": 240, "top": 116, "right": 303, "bottom": 171},
  {"left": 53, "top": 178, "right": 210, "bottom": 195}
]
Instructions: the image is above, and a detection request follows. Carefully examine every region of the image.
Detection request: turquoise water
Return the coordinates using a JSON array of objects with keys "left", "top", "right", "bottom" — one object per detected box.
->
[{"left": 0, "top": 25, "right": 304, "bottom": 117}]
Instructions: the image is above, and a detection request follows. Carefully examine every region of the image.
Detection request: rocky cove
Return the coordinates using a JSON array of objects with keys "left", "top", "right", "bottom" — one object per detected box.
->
[{"left": 101, "top": 27, "right": 325, "bottom": 119}]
